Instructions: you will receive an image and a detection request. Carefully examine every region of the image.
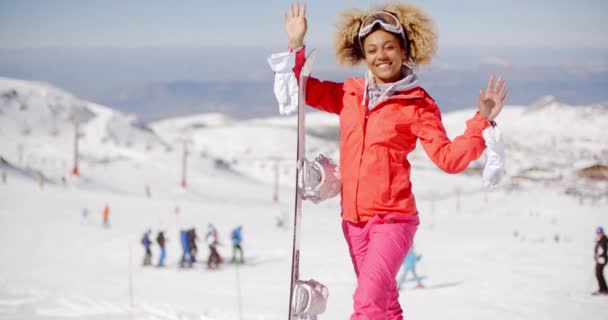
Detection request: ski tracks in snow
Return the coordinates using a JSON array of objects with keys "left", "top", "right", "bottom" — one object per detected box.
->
[{"left": 0, "top": 286, "right": 238, "bottom": 320}]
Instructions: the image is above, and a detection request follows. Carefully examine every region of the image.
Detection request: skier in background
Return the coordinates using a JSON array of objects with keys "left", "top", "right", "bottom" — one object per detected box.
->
[
  {"left": 276, "top": 212, "right": 288, "bottom": 229},
  {"left": 141, "top": 229, "right": 153, "bottom": 266},
  {"left": 179, "top": 229, "right": 193, "bottom": 268},
  {"left": 206, "top": 223, "right": 221, "bottom": 269},
  {"left": 188, "top": 228, "right": 199, "bottom": 263},
  {"left": 81, "top": 207, "right": 89, "bottom": 224},
  {"left": 396, "top": 244, "right": 424, "bottom": 290},
  {"left": 2, "top": 170, "right": 7, "bottom": 184},
  {"left": 102, "top": 204, "right": 110, "bottom": 228},
  {"left": 37, "top": 173, "right": 44, "bottom": 190},
  {"left": 594, "top": 226, "right": 608, "bottom": 295},
  {"left": 157, "top": 230, "right": 166, "bottom": 267},
  {"left": 231, "top": 225, "right": 244, "bottom": 264},
  {"left": 279, "top": 2, "right": 508, "bottom": 318}
]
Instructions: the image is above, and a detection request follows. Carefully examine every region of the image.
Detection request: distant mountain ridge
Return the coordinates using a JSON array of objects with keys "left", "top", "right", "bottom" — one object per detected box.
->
[
  {"left": 1, "top": 76, "right": 606, "bottom": 198},
  {"left": 101, "top": 80, "right": 277, "bottom": 122},
  {"left": 98, "top": 65, "right": 608, "bottom": 123},
  {"left": 2, "top": 45, "right": 607, "bottom": 122}
]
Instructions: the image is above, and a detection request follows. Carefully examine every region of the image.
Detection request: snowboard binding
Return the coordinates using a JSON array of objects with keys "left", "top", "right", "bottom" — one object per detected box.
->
[
  {"left": 291, "top": 279, "right": 329, "bottom": 319},
  {"left": 298, "top": 154, "right": 341, "bottom": 204}
]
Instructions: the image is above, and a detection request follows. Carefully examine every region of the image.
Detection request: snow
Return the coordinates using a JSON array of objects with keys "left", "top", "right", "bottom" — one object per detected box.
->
[{"left": 1, "top": 77, "right": 607, "bottom": 319}]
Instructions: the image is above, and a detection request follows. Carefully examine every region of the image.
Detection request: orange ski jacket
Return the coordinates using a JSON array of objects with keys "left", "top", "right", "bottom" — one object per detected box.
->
[{"left": 294, "top": 50, "right": 490, "bottom": 223}]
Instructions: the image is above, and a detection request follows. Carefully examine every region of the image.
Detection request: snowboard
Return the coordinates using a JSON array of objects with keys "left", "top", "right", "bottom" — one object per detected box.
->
[{"left": 288, "top": 48, "right": 317, "bottom": 320}]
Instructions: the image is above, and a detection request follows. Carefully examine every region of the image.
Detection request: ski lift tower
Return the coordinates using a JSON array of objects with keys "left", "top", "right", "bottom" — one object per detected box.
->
[
  {"left": 269, "top": 156, "right": 286, "bottom": 204},
  {"left": 68, "top": 103, "right": 94, "bottom": 176},
  {"left": 71, "top": 121, "right": 80, "bottom": 176},
  {"left": 176, "top": 137, "right": 193, "bottom": 188}
]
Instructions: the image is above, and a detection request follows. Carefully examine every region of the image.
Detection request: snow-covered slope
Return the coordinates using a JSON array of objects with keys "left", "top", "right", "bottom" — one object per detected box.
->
[
  {"left": 431, "top": 96, "right": 608, "bottom": 196},
  {"left": 0, "top": 77, "right": 169, "bottom": 181},
  {"left": 150, "top": 112, "right": 339, "bottom": 187},
  {"left": 0, "top": 78, "right": 269, "bottom": 205},
  {"left": 0, "top": 77, "right": 607, "bottom": 320},
  {"left": 3, "top": 76, "right": 605, "bottom": 196}
]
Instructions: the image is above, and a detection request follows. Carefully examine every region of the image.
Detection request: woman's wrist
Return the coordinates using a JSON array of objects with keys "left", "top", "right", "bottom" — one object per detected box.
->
[
  {"left": 475, "top": 111, "right": 495, "bottom": 127},
  {"left": 289, "top": 39, "right": 304, "bottom": 50}
]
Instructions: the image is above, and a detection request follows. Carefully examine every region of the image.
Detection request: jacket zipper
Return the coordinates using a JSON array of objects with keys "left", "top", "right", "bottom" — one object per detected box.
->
[
  {"left": 353, "top": 94, "right": 420, "bottom": 223},
  {"left": 354, "top": 105, "right": 370, "bottom": 223}
]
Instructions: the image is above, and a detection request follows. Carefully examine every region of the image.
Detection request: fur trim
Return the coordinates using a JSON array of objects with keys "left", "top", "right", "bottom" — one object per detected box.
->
[{"left": 333, "top": 2, "right": 437, "bottom": 67}]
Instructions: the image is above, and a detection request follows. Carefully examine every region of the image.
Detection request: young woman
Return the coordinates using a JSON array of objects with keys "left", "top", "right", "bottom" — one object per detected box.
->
[{"left": 281, "top": 2, "right": 508, "bottom": 319}]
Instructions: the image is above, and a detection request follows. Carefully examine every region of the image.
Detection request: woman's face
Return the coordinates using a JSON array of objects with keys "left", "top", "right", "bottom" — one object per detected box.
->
[{"left": 362, "top": 29, "right": 407, "bottom": 84}]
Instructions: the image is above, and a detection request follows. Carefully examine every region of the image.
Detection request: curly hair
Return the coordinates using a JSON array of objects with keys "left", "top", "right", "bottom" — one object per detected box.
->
[{"left": 333, "top": 2, "right": 438, "bottom": 67}]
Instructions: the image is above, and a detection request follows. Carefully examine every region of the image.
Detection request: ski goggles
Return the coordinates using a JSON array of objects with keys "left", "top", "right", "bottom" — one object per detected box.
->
[{"left": 358, "top": 11, "right": 407, "bottom": 50}]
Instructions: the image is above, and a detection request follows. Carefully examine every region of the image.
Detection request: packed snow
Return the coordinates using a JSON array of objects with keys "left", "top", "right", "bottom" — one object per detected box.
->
[{"left": 1, "top": 77, "right": 607, "bottom": 319}]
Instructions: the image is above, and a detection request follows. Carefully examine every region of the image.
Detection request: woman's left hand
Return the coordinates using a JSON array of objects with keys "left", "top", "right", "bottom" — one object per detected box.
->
[{"left": 478, "top": 74, "right": 509, "bottom": 121}]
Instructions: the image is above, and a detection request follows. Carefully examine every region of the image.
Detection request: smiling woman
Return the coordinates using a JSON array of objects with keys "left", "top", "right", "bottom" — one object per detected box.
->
[
  {"left": 361, "top": 29, "right": 406, "bottom": 84},
  {"left": 279, "top": 1, "right": 509, "bottom": 319}
]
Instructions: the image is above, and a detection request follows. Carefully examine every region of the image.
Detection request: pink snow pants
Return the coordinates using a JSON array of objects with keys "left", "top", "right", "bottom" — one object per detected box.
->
[{"left": 342, "top": 213, "right": 419, "bottom": 320}]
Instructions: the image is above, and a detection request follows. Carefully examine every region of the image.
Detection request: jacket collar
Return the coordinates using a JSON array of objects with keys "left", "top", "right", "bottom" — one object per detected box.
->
[{"left": 344, "top": 78, "right": 425, "bottom": 104}]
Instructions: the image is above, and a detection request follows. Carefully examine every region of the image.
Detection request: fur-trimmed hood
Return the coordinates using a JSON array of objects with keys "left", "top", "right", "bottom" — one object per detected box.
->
[{"left": 334, "top": 2, "right": 437, "bottom": 67}]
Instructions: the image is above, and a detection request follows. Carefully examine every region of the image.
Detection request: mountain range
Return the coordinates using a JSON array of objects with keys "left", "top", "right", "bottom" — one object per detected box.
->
[{"left": 0, "top": 76, "right": 606, "bottom": 199}]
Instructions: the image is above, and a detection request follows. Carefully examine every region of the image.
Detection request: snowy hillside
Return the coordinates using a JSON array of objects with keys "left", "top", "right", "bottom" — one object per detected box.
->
[
  {"left": 431, "top": 95, "right": 608, "bottom": 197},
  {"left": 0, "top": 77, "right": 170, "bottom": 183},
  {"left": 1, "top": 77, "right": 607, "bottom": 319},
  {"left": 150, "top": 112, "right": 339, "bottom": 187}
]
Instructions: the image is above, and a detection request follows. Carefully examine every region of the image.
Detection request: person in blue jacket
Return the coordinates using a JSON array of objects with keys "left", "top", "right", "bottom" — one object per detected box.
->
[
  {"left": 81, "top": 207, "right": 89, "bottom": 225},
  {"left": 231, "top": 225, "right": 244, "bottom": 264},
  {"left": 141, "top": 230, "right": 152, "bottom": 266},
  {"left": 180, "top": 229, "right": 193, "bottom": 268},
  {"left": 396, "top": 244, "right": 424, "bottom": 290},
  {"left": 156, "top": 230, "right": 166, "bottom": 267}
]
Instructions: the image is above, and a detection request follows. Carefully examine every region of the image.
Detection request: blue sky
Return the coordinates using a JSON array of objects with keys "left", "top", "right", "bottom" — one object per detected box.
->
[{"left": 1, "top": 0, "right": 607, "bottom": 48}]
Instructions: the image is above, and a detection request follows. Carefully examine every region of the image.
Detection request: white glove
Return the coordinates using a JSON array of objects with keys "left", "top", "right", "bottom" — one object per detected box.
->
[
  {"left": 267, "top": 51, "right": 298, "bottom": 115},
  {"left": 298, "top": 154, "right": 341, "bottom": 204},
  {"left": 482, "top": 126, "right": 505, "bottom": 188}
]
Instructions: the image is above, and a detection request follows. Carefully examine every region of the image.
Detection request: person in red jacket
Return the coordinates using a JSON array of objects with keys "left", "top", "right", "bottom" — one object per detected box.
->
[
  {"left": 102, "top": 204, "right": 110, "bottom": 228},
  {"left": 282, "top": 2, "right": 509, "bottom": 319}
]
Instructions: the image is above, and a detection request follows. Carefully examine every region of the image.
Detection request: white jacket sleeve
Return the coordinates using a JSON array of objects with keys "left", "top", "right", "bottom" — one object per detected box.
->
[
  {"left": 482, "top": 126, "right": 505, "bottom": 188},
  {"left": 267, "top": 51, "right": 298, "bottom": 116}
]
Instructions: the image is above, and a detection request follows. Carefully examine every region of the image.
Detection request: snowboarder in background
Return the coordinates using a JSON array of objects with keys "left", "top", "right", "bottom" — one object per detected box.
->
[
  {"left": 396, "top": 244, "right": 424, "bottom": 290},
  {"left": 141, "top": 229, "right": 153, "bottom": 266},
  {"left": 188, "top": 228, "right": 198, "bottom": 263},
  {"left": 2, "top": 170, "right": 7, "bottom": 184},
  {"left": 157, "top": 231, "right": 166, "bottom": 267},
  {"left": 594, "top": 226, "right": 608, "bottom": 295},
  {"left": 231, "top": 225, "right": 244, "bottom": 264},
  {"left": 102, "top": 204, "right": 110, "bottom": 228},
  {"left": 206, "top": 223, "right": 221, "bottom": 269},
  {"left": 279, "top": 2, "right": 508, "bottom": 318},
  {"left": 179, "top": 229, "right": 193, "bottom": 268}
]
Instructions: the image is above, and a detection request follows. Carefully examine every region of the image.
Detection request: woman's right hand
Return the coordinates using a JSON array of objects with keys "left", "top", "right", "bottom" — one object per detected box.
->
[{"left": 284, "top": 1, "right": 307, "bottom": 49}]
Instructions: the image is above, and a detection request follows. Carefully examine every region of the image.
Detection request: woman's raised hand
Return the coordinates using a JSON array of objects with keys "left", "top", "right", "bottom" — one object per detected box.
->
[
  {"left": 284, "top": 1, "right": 307, "bottom": 49},
  {"left": 478, "top": 75, "right": 509, "bottom": 122}
]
